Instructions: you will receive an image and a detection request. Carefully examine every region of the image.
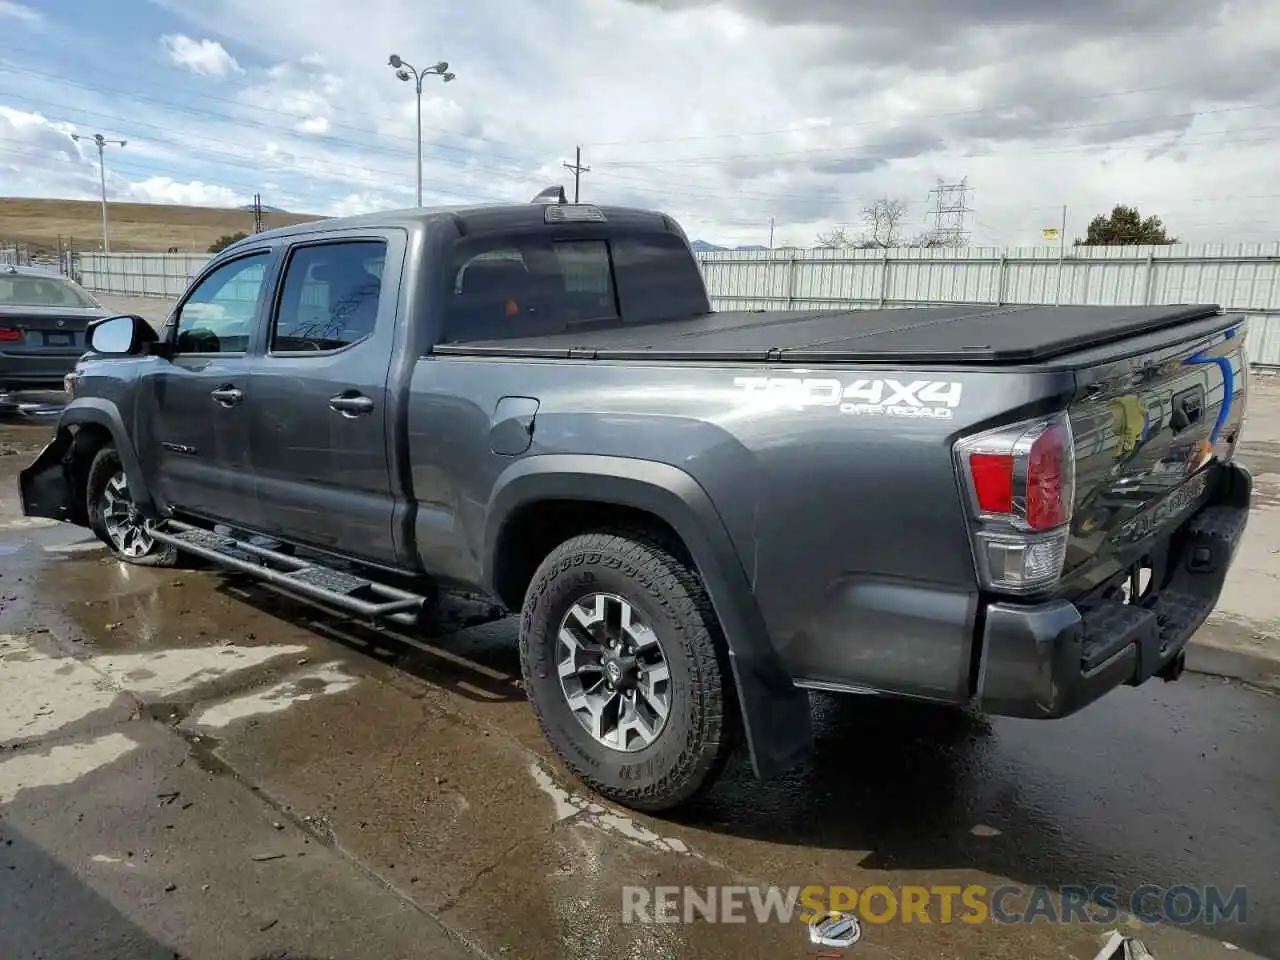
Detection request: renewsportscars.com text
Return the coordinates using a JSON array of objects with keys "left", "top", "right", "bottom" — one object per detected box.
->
[{"left": 621, "top": 884, "right": 1247, "bottom": 926}]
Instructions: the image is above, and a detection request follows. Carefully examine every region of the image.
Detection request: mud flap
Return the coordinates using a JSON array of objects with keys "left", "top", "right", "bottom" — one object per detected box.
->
[{"left": 18, "top": 429, "right": 75, "bottom": 522}]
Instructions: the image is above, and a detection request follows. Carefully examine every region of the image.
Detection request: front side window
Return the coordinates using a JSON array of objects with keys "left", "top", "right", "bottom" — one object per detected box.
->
[
  {"left": 272, "top": 240, "right": 387, "bottom": 352},
  {"left": 175, "top": 252, "right": 271, "bottom": 353},
  {"left": 442, "top": 237, "right": 617, "bottom": 342}
]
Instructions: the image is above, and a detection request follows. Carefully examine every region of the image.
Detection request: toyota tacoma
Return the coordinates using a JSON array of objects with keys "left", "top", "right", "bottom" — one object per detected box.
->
[{"left": 19, "top": 193, "right": 1252, "bottom": 812}]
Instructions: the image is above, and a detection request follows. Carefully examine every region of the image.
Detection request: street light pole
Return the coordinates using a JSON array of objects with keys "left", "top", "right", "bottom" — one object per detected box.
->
[
  {"left": 71, "top": 132, "right": 126, "bottom": 256},
  {"left": 387, "top": 54, "right": 456, "bottom": 207}
]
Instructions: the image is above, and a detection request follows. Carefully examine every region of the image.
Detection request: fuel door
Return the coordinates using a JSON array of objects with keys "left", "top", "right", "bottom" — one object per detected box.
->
[{"left": 490, "top": 396, "right": 540, "bottom": 456}]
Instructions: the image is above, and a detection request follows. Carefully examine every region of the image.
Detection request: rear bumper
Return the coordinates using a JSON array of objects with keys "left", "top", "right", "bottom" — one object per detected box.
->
[
  {"left": 977, "top": 461, "right": 1252, "bottom": 719},
  {"left": 0, "top": 352, "right": 81, "bottom": 387}
]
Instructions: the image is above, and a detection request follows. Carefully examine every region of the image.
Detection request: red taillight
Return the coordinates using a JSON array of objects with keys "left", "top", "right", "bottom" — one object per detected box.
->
[
  {"left": 954, "top": 412, "right": 1076, "bottom": 594},
  {"left": 0, "top": 326, "right": 21, "bottom": 342},
  {"left": 969, "top": 453, "right": 1014, "bottom": 513},
  {"left": 1026, "top": 423, "right": 1069, "bottom": 530}
]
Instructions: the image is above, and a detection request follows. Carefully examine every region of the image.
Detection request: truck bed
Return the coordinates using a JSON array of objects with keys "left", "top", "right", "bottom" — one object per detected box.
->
[{"left": 433, "top": 303, "right": 1226, "bottom": 365}]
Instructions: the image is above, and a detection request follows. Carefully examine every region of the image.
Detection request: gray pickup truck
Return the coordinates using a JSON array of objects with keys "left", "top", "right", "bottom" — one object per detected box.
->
[{"left": 20, "top": 194, "right": 1252, "bottom": 812}]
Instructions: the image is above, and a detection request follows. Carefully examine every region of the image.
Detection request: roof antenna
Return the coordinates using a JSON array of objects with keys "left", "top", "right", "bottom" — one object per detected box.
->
[{"left": 531, "top": 185, "right": 567, "bottom": 205}]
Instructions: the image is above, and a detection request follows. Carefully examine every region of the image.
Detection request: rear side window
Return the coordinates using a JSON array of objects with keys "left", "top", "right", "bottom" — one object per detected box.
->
[
  {"left": 611, "top": 233, "right": 710, "bottom": 324},
  {"left": 272, "top": 240, "right": 387, "bottom": 351},
  {"left": 442, "top": 237, "right": 617, "bottom": 343}
]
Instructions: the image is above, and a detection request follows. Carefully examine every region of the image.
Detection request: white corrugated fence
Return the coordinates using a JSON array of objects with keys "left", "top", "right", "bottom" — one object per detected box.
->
[{"left": 78, "top": 242, "right": 1280, "bottom": 366}]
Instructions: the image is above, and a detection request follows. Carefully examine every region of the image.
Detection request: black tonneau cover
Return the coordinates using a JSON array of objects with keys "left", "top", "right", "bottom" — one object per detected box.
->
[{"left": 433, "top": 303, "right": 1226, "bottom": 365}]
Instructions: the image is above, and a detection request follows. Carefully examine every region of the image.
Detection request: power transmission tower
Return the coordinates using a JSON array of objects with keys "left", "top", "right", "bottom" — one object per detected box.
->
[
  {"left": 562, "top": 146, "right": 589, "bottom": 203},
  {"left": 251, "top": 193, "right": 264, "bottom": 233},
  {"left": 926, "top": 177, "right": 973, "bottom": 246}
]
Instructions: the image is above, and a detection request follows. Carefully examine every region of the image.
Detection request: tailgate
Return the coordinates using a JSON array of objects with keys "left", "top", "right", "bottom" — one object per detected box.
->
[{"left": 1061, "top": 321, "right": 1248, "bottom": 593}]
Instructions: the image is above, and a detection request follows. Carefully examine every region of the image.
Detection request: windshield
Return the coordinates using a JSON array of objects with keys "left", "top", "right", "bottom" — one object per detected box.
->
[{"left": 0, "top": 273, "right": 100, "bottom": 308}]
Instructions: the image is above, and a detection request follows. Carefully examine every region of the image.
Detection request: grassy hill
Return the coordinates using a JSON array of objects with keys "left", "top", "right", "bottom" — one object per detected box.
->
[{"left": 0, "top": 197, "right": 325, "bottom": 254}]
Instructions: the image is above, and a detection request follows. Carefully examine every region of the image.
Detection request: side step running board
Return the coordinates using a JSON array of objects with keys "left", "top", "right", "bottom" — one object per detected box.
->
[{"left": 149, "top": 519, "right": 427, "bottom": 624}]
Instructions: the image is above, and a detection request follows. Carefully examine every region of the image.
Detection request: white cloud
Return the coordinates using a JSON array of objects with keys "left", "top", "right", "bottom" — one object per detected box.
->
[
  {"left": 0, "top": 107, "right": 99, "bottom": 200},
  {"left": 129, "top": 0, "right": 1280, "bottom": 246},
  {"left": 2, "top": 0, "right": 1279, "bottom": 245},
  {"left": 0, "top": 1, "right": 41, "bottom": 25},
  {"left": 327, "top": 192, "right": 393, "bottom": 217},
  {"left": 160, "top": 34, "right": 244, "bottom": 78},
  {"left": 238, "top": 77, "right": 336, "bottom": 135},
  {"left": 297, "top": 116, "right": 330, "bottom": 135},
  {"left": 125, "top": 176, "right": 248, "bottom": 207}
]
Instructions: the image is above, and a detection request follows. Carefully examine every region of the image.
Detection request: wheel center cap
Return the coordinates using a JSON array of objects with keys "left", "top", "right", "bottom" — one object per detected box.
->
[{"left": 605, "top": 661, "right": 622, "bottom": 685}]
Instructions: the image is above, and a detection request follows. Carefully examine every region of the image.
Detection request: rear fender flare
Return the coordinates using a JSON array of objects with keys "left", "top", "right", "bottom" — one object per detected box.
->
[
  {"left": 485, "top": 453, "right": 813, "bottom": 780},
  {"left": 58, "top": 398, "right": 156, "bottom": 514}
]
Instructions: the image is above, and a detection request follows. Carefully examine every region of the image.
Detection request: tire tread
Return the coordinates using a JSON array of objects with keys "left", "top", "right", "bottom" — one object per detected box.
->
[
  {"left": 519, "top": 528, "right": 741, "bottom": 812},
  {"left": 85, "top": 446, "right": 179, "bottom": 568}
]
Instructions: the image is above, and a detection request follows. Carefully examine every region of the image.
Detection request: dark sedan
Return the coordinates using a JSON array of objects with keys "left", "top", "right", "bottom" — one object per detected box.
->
[{"left": 0, "top": 264, "right": 109, "bottom": 391}]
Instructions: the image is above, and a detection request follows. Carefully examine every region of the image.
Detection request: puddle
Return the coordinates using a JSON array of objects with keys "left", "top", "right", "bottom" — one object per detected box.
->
[
  {"left": 0, "top": 731, "right": 138, "bottom": 803},
  {"left": 1, "top": 634, "right": 322, "bottom": 743},
  {"left": 43, "top": 540, "right": 106, "bottom": 555},
  {"left": 529, "top": 761, "right": 696, "bottom": 858},
  {"left": 189, "top": 662, "right": 360, "bottom": 729},
  {"left": 90, "top": 643, "right": 310, "bottom": 698},
  {"left": 0, "top": 516, "right": 58, "bottom": 531}
]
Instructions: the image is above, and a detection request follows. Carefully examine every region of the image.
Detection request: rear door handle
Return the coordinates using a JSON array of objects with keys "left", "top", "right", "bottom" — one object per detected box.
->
[
  {"left": 329, "top": 393, "right": 374, "bottom": 417},
  {"left": 210, "top": 385, "right": 243, "bottom": 407}
]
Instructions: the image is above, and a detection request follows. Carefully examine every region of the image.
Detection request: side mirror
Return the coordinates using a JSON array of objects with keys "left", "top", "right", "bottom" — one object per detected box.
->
[{"left": 88, "top": 314, "right": 157, "bottom": 355}]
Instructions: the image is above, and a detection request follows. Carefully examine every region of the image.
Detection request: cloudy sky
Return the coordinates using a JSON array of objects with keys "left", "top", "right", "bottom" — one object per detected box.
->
[{"left": 2, "top": 0, "right": 1279, "bottom": 248}]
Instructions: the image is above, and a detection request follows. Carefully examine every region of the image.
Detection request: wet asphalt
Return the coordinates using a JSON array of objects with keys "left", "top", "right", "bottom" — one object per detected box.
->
[{"left": 0, "top": 396, "right": 1277, "bottom": 959}]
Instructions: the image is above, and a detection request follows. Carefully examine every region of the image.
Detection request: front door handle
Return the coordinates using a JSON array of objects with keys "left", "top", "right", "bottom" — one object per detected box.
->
[
  {"left": 210, "top": 385, "right": 243, "bottom": 407},
  {"left": 329, "top": 393, "right": 374, "bottom": 417}
]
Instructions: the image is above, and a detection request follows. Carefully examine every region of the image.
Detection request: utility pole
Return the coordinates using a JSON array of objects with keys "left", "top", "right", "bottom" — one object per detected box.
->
[
  {"left": 563, "top": 146, "right": 589, "bottom": 203},
  {"left": 252, "top": 192, "right": 264, "bottom": 233},
  {"left": 926, "top": 177, "right": 973, "bottom": 247},
  {"left": 769, "top": 217, "right": 775, "bottom": 249},
  {"left": 1055, "top": 204, "right": 1067, "bottom": 305},
  {"left": 70, "top": 132, "right": 126, "bottom": 256},
  {"left": 387, "top": 54, "right": 457, "bottom": 207}
]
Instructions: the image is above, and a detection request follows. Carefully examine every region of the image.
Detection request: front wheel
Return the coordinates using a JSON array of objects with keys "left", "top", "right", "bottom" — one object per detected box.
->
[
  {"left": 85, "top": 446, "right": 178, "bottom": 567},
  {"left": 519, "top": 530, "right": 741, "bottom": 812}
]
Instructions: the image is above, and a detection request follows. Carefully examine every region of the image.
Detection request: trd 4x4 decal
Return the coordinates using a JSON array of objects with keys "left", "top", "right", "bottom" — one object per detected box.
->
[{"left": 732, "top": 376, "right": 964, "bottom": 419}]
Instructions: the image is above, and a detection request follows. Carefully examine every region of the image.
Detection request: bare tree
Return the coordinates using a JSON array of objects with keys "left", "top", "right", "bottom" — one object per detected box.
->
[
  {"left": 909, "top": 228, "right": 965, "bottom": 249},
  {"left": 815, "top": 226, "right": 854, "bottom": 249},
  {"left": 816, "top": 197, "right": 955, "bottom": 250},
  {"left": 859, "top": 197, "right": 909, "bottom": 248}
]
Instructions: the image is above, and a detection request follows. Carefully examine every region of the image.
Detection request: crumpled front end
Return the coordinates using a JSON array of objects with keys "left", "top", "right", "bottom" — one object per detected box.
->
[{"left": 19, "top": 427, "right": 79, "bottom": 523}]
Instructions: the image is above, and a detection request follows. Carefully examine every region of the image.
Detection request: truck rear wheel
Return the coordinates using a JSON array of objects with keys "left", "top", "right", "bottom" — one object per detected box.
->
[
  {"left": 85, "top": 446, "right": 179, "bottom": 568},
  {"left": 519, "top": 530, "right": 740, "bottom": 812}
]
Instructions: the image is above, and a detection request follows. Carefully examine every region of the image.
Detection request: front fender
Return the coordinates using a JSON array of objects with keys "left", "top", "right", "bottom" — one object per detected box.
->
[
  {"left": 19, "top": 397, "right": 155, "bottom": 522},
  {"left": 485, "top": 453, "right": 813, "bottom": 781}
]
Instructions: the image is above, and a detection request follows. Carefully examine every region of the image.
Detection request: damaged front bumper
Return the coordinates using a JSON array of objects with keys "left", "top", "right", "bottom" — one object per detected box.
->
[{"left": 19, "top": 428, "right": 80, "bottom": 524}]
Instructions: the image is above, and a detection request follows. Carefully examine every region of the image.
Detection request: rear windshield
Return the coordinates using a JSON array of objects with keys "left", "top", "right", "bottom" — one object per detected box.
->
[
  {"left": 0, "top": 273, "right": 99, "bottom": 308},
  {"left": 440, "top": 231, "right": 709, "bottom": 343}
]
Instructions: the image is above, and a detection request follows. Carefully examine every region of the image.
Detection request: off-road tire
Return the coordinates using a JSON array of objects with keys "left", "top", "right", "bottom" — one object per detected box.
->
[
  {"left": 519, "top": 530, "right": 741, "bottom": 812},
  {"left": 85, "top": 446, "right": 179, "bottom": 567}
]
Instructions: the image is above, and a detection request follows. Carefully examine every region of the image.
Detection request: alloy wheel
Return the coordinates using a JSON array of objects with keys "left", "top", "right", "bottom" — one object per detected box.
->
[
  {"left": 556, "top": 592, "right": 672, "bottom": 752},
  {"left": 100, "top": 470, "right": 156, "bottom": 558}
]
